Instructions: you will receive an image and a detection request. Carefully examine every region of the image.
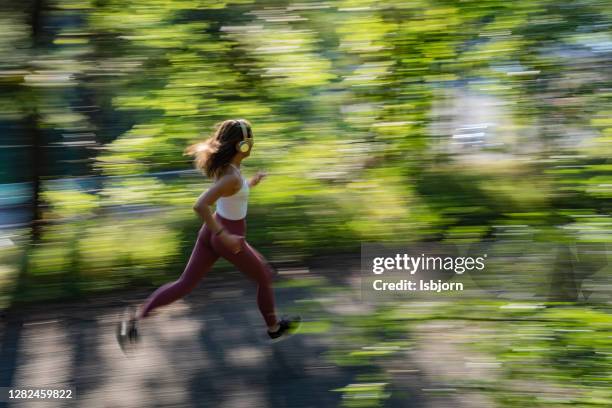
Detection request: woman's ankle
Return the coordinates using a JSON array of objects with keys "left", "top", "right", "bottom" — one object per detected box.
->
[
  {"left": 134, "top": 306, "right": 145, "bottom": 320},
  {"left": 267, "top": 322, "right": 280, "bottom": 332}
]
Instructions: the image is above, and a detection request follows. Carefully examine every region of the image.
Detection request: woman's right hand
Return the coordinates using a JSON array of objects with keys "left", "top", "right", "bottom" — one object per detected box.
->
[{"left": 219, "top": 232, "right": 243, "bottom": 255}]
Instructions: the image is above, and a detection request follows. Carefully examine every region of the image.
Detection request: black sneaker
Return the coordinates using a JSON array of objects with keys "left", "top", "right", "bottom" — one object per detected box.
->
[
  {"left": 116, "top": 306, "right": 140, "bottom": 353},
  {"left": 268, "top": 316, "right": 301, "bottom": 342}
]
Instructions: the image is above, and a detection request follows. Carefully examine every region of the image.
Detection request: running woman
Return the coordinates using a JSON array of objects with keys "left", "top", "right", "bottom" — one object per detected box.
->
[{"left": 117, "top": 119, "right": 300, "bottom": 350}]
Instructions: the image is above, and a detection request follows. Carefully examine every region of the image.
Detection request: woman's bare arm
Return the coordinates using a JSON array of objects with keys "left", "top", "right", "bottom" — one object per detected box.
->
[{"left": 248, "top": 170, "right": 268, "bottom": 188}]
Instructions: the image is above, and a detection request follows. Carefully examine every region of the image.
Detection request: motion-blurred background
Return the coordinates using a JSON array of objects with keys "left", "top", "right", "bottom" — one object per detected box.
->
[{"left": 0, "top": 0, "right": 611, "bottom": 407}]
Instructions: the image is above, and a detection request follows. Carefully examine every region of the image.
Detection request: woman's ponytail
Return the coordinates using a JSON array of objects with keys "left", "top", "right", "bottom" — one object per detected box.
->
[{"left": 184, "top": 138, "right": 220, "bottom": 177}]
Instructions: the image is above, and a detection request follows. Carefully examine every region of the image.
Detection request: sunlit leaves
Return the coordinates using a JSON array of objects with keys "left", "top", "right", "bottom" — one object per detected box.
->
[{"left": 41, "top": 189, "right": 98, "bottom": 219}]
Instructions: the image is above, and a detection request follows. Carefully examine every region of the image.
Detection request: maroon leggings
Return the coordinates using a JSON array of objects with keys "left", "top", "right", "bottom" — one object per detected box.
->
[{"left": 139, "top": 212, "right": 278, "bottom": 327}]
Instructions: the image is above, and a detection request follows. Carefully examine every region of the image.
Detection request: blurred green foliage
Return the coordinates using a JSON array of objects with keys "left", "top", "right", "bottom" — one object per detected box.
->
[
  {"left": 436, "top": 302, "right": 612, "bottom": 407},
  {"left": 0, "top": 0, "right": 609, "bottom": 298}
]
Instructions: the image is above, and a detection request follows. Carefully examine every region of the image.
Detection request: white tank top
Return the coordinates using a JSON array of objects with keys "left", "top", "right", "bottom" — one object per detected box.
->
[{"left": 215, "top": 164, "right": 249, "bottom": 220}]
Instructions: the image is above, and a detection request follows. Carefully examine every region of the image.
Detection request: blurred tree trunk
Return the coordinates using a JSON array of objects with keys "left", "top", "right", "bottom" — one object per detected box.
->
[
  {"left": 12, "top": 0, "right": 45, "bottom": 304},
  {"left": 29, "top": 0, "right": 44, "bottom": 243}
]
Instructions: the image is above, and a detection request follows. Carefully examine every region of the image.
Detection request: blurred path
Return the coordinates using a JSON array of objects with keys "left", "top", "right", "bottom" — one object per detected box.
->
[
  {"left": 0, "top": 253, "right": 361, "bottom": 408},
  {"left": 0, "top": 254, "right": 495, "bottom": 408}
]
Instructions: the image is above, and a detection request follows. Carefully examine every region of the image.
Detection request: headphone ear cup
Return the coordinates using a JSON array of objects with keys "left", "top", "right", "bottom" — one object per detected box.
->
[{"left": 237, "top": 141, "right": 250, "bottom": 153}]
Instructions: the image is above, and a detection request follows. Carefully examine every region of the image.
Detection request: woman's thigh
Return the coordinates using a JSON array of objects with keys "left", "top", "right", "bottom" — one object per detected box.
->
[
  {"left": 183, "top": 225, "right": 220, "bottom": 280},
  {"left": 243, "top": 241, "right": 275, "bottom": 277},
  {"left": 211, "top": 234, "right": 272, "bottom": 283}
]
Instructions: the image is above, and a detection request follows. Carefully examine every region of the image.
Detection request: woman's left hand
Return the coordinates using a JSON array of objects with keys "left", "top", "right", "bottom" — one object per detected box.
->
[{"left": 249, "top": 170, "right": 267, "bottom": 187}]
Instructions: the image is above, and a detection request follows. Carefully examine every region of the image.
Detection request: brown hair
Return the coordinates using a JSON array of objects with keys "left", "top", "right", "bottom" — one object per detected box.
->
[{"left": 184, "top": 119, "right": 253, "bottom": 179}]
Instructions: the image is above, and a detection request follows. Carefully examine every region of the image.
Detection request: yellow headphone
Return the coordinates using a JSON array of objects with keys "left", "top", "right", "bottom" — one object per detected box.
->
[{"left": 235, "top": 119, "right": 252, "bottom": 153}]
